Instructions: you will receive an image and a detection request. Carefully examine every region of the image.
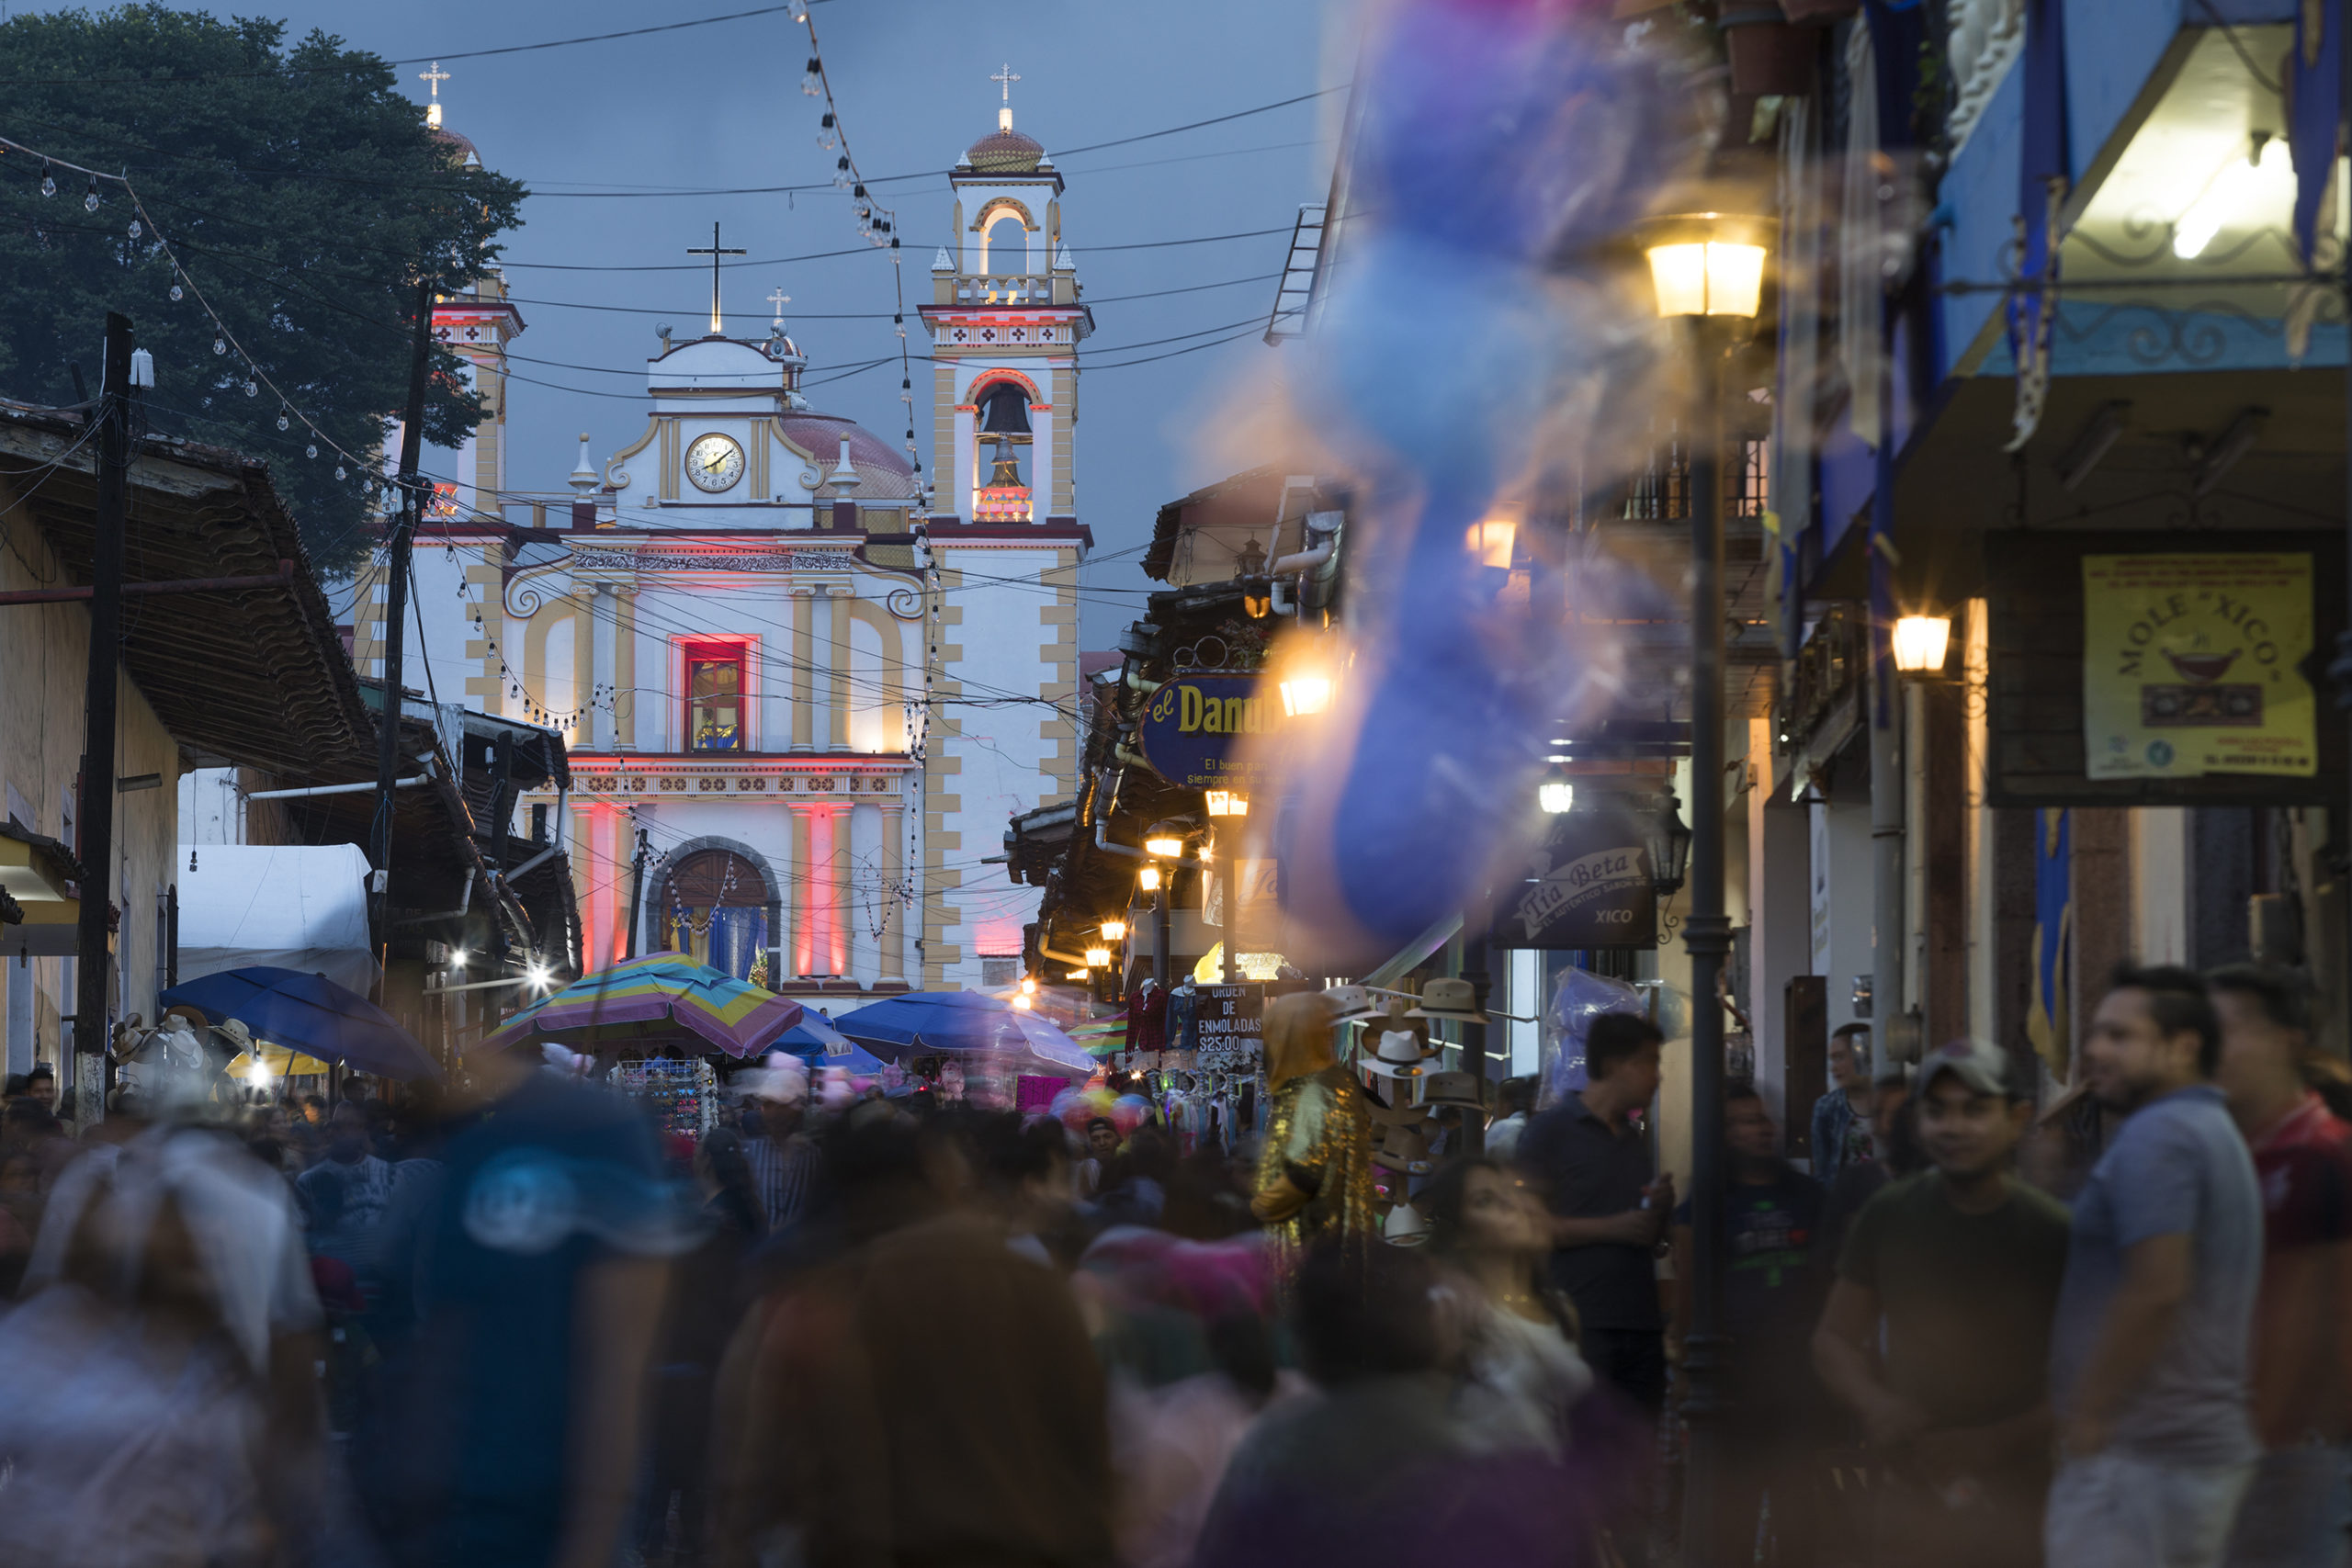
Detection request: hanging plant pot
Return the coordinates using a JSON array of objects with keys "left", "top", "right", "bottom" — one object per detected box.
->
[
  {"left": 1779, "top": 0, "right": 1859, "bottom": 26},
  {"left": 1718, "top": 6, "right": 1815, "bottom": 96}
]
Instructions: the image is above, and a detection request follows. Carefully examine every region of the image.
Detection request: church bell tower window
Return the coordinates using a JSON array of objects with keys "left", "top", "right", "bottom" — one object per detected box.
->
[{"left": 686, "top": 649, "right": 747, "bottom": 752}]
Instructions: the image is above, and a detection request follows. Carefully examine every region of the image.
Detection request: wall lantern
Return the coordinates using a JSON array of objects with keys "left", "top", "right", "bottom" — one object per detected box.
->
[
  {"left": 1101, "top": 919, "right": 1127, "bottom": 942},
  {"left": 1138, "top": 865, "right": 1164, "bottom": 892},
  {"left": 1647, "top": 785, "right": 1694, "bottom": 895},
  {"left": 1539, "top": 780, "right": 1575, "bottom": 815},
  {"left": 1644, "top": 214, "right": 1770, "bottom": 320},
  {"left": 1203, "top": 789, "right": 1249, "bottom": 818},
  {"left": 1891, "top": 614, "right": 1952, "bottom": 677}
]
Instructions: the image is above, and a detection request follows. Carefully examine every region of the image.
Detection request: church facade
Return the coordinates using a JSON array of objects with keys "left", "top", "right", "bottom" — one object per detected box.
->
[{"left": 351, "top": 94, "right": 1091, "bottom": 1001}]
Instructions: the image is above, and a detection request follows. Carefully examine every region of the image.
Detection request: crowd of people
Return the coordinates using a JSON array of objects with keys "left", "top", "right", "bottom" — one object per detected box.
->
[{"left": 0, "top": 956, "right": 2340, "bottom": 1568}]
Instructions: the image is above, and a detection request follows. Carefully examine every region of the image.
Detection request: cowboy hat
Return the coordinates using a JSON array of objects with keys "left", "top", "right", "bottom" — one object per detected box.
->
[
  {"left": 1321, "top": 984, "right": 1383, "bottom": 1023},
  {"left": 1421, "top": 1070, "right": 1491, "bottom": 1112},
  {"left": 1372, "top": 1118, "right": 1434, "bottom": 1176},
  {"left": 1360, "top": 1026, "right": 1439, "bottom": 1079},
  {"left": 1404, "top": 978, "right": 1487, "bottom": 1025},
  {"left": 1383, "top": 1200, "right": 1430, "bottom": 1247}
]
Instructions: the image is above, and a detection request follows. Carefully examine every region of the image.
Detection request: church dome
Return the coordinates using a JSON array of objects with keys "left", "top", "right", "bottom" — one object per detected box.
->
[
  {"left": 433, "top": 126, "right": 481, "bottom": 169},
  {"left": 780, "top": 412, "right": 921, "bottom": 500},
  {"left": 964, "top": 126, "right": 1046, "bottom": 175}
]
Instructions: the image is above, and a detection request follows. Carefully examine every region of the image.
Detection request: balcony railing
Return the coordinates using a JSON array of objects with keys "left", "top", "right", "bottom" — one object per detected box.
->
[
  {"left": 954, "top": 274, "right": 1052, "bottom": 306},
  {"left": 974, "top": 483, "right": 1033, "bottom": 522}
]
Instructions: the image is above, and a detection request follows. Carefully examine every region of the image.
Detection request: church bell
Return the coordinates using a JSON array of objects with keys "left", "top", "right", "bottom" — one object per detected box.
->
[
  {"left": 986, "top": 433, "right": 1024, "bottom": 489},
  {"left": 977, "top": 382, "right": 1032, "bottom": 437}
]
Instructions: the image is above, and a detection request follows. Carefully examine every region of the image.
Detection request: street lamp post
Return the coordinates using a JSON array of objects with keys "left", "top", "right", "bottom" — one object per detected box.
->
[
  {"left": 1645, "top": 212, "right": 1768, "bottom": 1563},
  {"left": 1204, "top": 790, "right": 1248, "bottom": 983}
]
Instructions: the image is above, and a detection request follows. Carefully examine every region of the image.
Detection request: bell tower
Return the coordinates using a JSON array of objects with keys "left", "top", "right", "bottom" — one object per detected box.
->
[{"left": 920, "top": 67, "right": 1092, "bottom": 525}]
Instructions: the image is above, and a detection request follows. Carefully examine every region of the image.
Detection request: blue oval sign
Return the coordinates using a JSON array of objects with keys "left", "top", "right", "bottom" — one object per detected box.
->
[{"left": 1137, "top": 674, "right": 1272, "bottom": 792}]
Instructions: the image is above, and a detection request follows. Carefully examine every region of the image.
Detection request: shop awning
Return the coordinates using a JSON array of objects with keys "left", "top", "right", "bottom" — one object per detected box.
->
[{"left": 176, "top": 843, "right": 377, "bottom": 998}]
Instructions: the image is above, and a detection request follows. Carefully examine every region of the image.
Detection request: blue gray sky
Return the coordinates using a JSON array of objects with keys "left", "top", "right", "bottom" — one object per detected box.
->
[{"left": 114, "top": 0, "right": 1344, "bottom": 643}]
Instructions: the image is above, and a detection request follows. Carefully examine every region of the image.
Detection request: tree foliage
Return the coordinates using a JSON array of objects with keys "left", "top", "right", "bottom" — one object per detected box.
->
[{"left": 0, "top": 6, "right": 527, "bottom": 576}]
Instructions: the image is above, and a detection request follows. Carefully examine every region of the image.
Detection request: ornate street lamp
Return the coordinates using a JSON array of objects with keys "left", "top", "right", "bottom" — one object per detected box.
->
[
  {"left": 1892, "top": 613, "right": 1953, "bottom": 676},
  {"left": 1645, "top": 208, "right": 1770, "bottom": 1562}
]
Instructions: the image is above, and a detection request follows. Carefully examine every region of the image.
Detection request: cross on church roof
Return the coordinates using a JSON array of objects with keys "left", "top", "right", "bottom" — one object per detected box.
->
[
  {"left": 419, "top": 62, "right": 450, "bottom": 129},
  {"left": 767, "top": 287, "right": 791, "bottom": 325},
  {"left": 991, "top": 62, "right": 1020, "bottom": 130},
  {"left": 687, "top": 221, "right": 747, "bottom": 335}
]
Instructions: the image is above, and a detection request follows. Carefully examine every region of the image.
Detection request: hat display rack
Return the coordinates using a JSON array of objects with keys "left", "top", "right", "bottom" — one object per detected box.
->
[{"left": 1325, "top": 978, "right": 1528, "bottom": 1247}]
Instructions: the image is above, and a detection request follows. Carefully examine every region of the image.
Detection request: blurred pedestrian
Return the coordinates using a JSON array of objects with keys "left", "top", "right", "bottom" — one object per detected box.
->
[
  {"left": 362, "top": 1041, "right": 683, "bottom": 1568},
  {"left": 20, "top": 1062, "right": 54, "bottom": 1114},
  {"left": 1816, "top": 1072, "right": 1924, "bottom": 1271},
  {"left": 1485, "top": 1076, "right": 1537, "bottom": 1163},
  {"left": 2208, "top": 963, "right": 2352, "bottom": 1568},
  {"left": 2045, "top": 964, "right": 2262, "bottom": 1568},
  {"left": 1518, "top": 1010, "right": 1673, "bottom": 1416},
  {"left": 1811, "top": 1022, "right": 1876, "bottom": 1182},
  {"left": 1423, "top": 1156, "right": 1592, "bottom": 1455},
  {"left": 0, "top": 1122, "right": 331, "bottom": 1566},
  {"left": 715, "top": 1105, "right": 1114, "bottom": 1568},
  {"left": 1815, "top": 1037, "right": 2070, "bottom": 1567},
  {"left": 739, "top": 1056, "right": 824, "bottom": 1234},
  {"left": 1671, "top": 1083, "right": 1826, "bottom": 1564},
  {"left": 297, "top": 1101, "right": 395, "bottom": 1288},
  {"left": 639, "top": 1126, "right": 763, "bottom": 1563}
]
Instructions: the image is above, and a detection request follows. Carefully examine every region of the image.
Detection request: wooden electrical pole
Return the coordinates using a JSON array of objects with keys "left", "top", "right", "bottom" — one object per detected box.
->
[
  {"left": 371, "top": 278, "right": 435, "bottom": 953},
  {"left": 73, "top": 311, "right": 136, "bottom": 1092}
]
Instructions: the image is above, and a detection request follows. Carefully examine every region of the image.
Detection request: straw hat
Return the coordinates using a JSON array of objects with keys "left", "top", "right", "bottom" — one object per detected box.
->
[{"left": 1405, "top": 978, "right": 1487, "bottom": 1025}]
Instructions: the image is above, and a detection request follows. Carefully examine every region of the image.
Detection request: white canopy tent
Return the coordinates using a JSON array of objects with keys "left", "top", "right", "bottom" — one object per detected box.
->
[{"left": 175, "top": 843, "right": 375, "bottom": 998}]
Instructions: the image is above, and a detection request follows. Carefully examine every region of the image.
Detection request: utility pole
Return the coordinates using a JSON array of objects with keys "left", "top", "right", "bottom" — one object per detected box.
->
[
  {"left": 73, "top": 312, "right": 137, "bottom": 1090},
  {"left": 1458, "top": 930, "right": 1489, "bottom": 1156},
  {"left": 371, "top": 277, "right": 435, "bottom": 954},
  {"left": 626, "top": 819, "right": 650, "bottom": 959}
]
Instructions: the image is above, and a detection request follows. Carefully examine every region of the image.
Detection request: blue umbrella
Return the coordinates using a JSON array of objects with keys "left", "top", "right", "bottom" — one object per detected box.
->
[
  {"left": 832, "top": 991, "right": 1096, "bottom": 1077},
  {"left": 160, "top": 965, "right": 441, "bottom": 1082},
  {"left": 774, "top": 1014, "right": 889, "bottom": 1075}
]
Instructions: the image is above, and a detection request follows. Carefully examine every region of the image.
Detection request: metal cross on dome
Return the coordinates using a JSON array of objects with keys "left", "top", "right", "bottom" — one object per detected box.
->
[
  {"left": 767, "top": 286, "right": 791, "bottom": 325},
  {"left": 990, "top": 62, "right": 1020, "bottom": 130},
  {"left": 419, "top": 62, "right": 451, "bottom": 129},
  {"left": 687, "top": 221, "right": 747, "bottom": 335}
]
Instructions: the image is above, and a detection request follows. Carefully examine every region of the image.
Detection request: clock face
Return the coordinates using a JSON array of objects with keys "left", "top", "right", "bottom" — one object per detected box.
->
[{"left": 684, "top": 433, "right": 744, "bottom": 493}]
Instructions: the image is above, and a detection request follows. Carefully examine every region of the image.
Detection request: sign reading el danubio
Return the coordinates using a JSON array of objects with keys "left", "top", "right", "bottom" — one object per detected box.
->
[
  {"left": 1490, "top": 799, "right": 1657, "bottom": 950},
  {"left": 2082, "top": 553, "right": 2317, "bottom": 781},
  {"left": 1137, "top": 675, "right": 1271, "bottom": 792}
]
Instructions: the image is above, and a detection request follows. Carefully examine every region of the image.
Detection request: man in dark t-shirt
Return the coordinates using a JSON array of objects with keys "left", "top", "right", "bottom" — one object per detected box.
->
[
  {"left": 1518, "top": 1012, "right": 1673, "bottom": 1414},
  {"left": 1815, "top": 1038, "right": 2070, "bottom": 1567},
  {"left": 1672, "top": 1083, "right": 1826, "bottom": 1565}
]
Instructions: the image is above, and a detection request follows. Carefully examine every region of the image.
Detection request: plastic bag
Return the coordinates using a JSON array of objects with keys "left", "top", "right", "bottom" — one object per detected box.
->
[{"left": 1540, "top": 968, "right": 1648, "bottom": 1108}]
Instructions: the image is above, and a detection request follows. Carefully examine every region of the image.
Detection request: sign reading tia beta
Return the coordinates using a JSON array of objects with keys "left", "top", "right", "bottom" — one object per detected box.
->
[
  {"left": 1138, "top": 675, "right": 1271, "bottom": 793},
  {"left": 2082, "top": 553, "right": 2316, "bottom": 781},
  {"left": 1490, "top": 799, "right": 1658, "bottom": 950}
]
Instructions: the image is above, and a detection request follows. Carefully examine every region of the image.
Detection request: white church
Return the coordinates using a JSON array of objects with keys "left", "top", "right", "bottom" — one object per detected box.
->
[{"left": 351, "top": 84, "right": 1091, "bottom": 1001}]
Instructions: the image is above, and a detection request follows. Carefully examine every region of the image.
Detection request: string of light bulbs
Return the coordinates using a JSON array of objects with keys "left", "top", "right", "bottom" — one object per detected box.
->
[
  {"left": 787, "top": 4, "right": 924, "bottom": 484},
  {"left": 0, "top": 128, "right": 410, "bottom": 510}
]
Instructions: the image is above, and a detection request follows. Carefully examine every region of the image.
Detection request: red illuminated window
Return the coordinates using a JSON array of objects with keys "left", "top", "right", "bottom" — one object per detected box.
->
[{"left": 685, "top": 647, "right": 746, "bottom": 752}]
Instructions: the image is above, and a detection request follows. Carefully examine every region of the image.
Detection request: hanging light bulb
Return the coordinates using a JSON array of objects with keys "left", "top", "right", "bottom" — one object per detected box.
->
[
  {"left": 790, "top": 2, "right": 808, "bottom": 19},
  {"left": 243, "top": 379, "right": 256, "bottom": 396},
  {"left": 277, "top": 412, "right": 290, "bottom": 431},
  {"left": 894, "top": 313, "right": 907, "bottom": 340},
  {"left": 305, "top": 443, "right": 318, "bottom": 458},
  {"left": 801, "top": 56, "right": 821, "bottom": 96},
  {"left": 334, "top": 464, "right": 346, "bottom": 479},
  {"left": 127, "top": 218, "right": 141, "bottom": 240},
  {"left": 83, "top": 175, "right": 99, "bottom": 212},
  {"left": 168, "top": 284, "right": 183, "bottom": 302},
  {"left": 40, "top": 164, "right": 56, "bottom": 198},
  {"left": 212, "top": 337, "right": 226, "bottom": 355}
]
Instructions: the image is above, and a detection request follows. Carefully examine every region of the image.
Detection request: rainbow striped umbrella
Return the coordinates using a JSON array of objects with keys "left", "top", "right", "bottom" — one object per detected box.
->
[{"left": 481, "top": 952, "right": 803, "bottom": 1060}]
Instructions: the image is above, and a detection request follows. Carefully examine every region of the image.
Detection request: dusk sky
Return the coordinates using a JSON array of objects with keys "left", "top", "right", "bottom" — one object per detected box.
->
[{"left": 61, "top": 0, "right": 1347, "bottom": 644}]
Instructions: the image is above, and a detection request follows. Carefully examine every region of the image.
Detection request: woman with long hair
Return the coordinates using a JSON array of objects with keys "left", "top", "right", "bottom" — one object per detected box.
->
[{"left": 1420, "top": 1156, "right": 1593, "bottom": 1455}]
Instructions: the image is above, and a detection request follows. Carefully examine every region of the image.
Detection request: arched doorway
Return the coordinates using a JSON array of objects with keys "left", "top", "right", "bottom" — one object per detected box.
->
[{"left": 659, "top": 848, "right": 770, "bottom": 985}]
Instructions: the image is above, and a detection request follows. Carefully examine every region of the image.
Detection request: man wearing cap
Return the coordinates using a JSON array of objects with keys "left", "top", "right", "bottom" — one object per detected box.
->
[
  {"left": 1517, "top": 1011, "right": 1674, "bottom": 1415},
  {"left": 1814, "top": 1036, "right": 2071, "bottom": 1565},
  {"left": 2044, "top": 964, "right": 2262, "bottom": 1568},
  {"left": 740, "top": 1056, "right": 823, "bottom": 1235}
]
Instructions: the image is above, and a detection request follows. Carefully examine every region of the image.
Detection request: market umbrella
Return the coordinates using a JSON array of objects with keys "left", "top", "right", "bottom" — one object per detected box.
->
[
  {"left": 159, "top": 965, "right": 441, "bottom": 1082},
  {"left": 831, "top": 991, "right": 1097, "bottom": 1077},
  {"left": 481, "top": 952, "right": 803, "bottom": 1059},
  {"left": 774, "top": 1013, "right": 889, "bottom": 1075}
]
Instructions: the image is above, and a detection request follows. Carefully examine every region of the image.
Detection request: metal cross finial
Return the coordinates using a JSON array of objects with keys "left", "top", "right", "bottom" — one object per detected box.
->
[
  {"left": 991, "top": 62, "right": 1021, "bottom": 104},
  {"left": 419, "top": 62, "right": 451, "bottom": 128},
  {"left": 766, "top": 287, "right": 791, "bottom": 324},
  {"left": 686, "top": 221, "right": 747, "bottom": 334}
]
